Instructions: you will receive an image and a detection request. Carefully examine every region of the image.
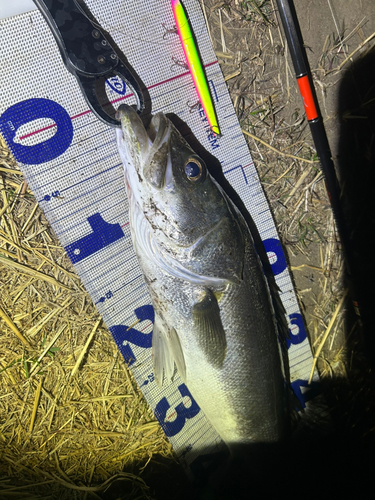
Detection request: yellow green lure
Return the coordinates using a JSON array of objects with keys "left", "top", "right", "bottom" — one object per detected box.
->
[{"left": 171, "top": 0, "right": 221, "bottom": 136}]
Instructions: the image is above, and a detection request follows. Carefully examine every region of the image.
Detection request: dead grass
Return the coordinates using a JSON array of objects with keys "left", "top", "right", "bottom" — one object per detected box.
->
[{"left": 0, "top": 135, "right": 173, "bottom": 498}]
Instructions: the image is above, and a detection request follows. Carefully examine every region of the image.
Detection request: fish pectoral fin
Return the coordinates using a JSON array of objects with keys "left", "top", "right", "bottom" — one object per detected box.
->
[
  {"left": 152, "top": 314, "right": 174, "bottom": 387},
  {"left": 168, "top": 327, "right": 186, "bottom": 384},
  {"left": 193, "top": 289, "right": 227, "bottom": 369},
  {"left": 152, "top": 314, "right": 186, "bottom": 387}
]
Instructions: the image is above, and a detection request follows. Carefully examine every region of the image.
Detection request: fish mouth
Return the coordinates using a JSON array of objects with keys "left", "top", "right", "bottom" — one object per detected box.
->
[{"left": 116, "top": 105, "right": 171, "bottom": 189}]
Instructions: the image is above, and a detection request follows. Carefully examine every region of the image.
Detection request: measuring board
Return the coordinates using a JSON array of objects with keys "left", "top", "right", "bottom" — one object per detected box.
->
[{"left": 0, "top": 0, "right": 319, "bottom": 473}]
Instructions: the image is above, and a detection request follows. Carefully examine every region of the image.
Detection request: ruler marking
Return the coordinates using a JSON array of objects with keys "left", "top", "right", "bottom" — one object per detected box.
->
[
  {"left": 152, "top": 82, "right": 193, "bottom": 103},
  {"left": 223, "top": 164, "right": 242, "bottom": 175},
  {"left": 259, "top": 227, "right": 274, "bottom": 236},
  {"left": 73, "top": 118, "right": 104, "bottom": 132},
  {"left": 290, "top": 353, "right": 313, "bottom": 370},
  {"left": 288, "top": 342, "right": 310, "bottom": 357},
  {"left": 95, "top": 274, "right": 144, "bottom": 307},
  {"left": 37, "top": 159, "right": 119, "bottom": 201},
  {"left": 154, "top": 99, "right": 186, "bottom": 113},
  {"left": 223, "top": 112, "right": 237, "bottom": 120},
  {"left": 226, "top": 122, "right": 240, "bottom": 131},
  {"left": 188, "top": 428, "right": 221, "bottom": 454},
  {"left": 105, "top": 282, "right": 147, "bottom": 314},
  {"left": 56, "top": 206, "right": 128, "bottom": 239},
  {"left": 116, "top": 273, "right": 143, "bottom": 293},
  {"left": 26, "top": 130, "right": 112, "bottom": 181},
  {"left": 258, "top": 208, "right": 269, "bottom": 216},
  {"left": 42, "top": 174, "right": 124, "bottom": 219},
  {"left": 59, "top": 161, "right": 120, "bottom": 194},
  {"left": 81, "top": 247, "right": 135, "bottom": 283},
  {"left": 106, "top": 293, "right": 150, "bottom": 326},
  {"left": 84, "top": 254, "right": 137, "bottom": 286},
  {"left": 230, "top": 132, "right": 245, "bottom": 141},
  {"left": 222, "top": 151, "right": 251, "bottom": 167},
  {"left": 83, "top": 253, "right": 137, "bottom": 286}
]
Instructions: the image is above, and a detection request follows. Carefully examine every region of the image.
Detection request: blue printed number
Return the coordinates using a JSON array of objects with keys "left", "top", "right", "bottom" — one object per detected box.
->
[
  {"left": 263, "top": 238, "right": 287, "bottom": 276},
  {"left": 0, "top": 98, "right": 73, "bottom": 164},
  {"left": 96, "top": 290, "right": 113, "bottom": 305},
  {"left": 65, "top": 213, "right": 124, "bottom": 264},
  {"left": 291, "top": 379, "right": 321, "bottom": 409},
  {"left": 287, "top": 313, "right": 307, "bottom": 349},
  {"left": 44, "top": 190, "right": 61, "bottom": 202},
  {"left": 154, "top": 384, "right": 200, "bottom": 437},
  {"left": 110, "top": 305, "right": 154, "bottom": 366},
  {"left": 140, "top": 373, "right": 155, "bottom": 388}
]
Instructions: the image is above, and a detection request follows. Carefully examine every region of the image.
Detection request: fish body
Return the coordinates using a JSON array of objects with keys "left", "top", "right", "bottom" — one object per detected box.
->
[{"left": 116, "top": 105, "right": 288, "bottom": 448}]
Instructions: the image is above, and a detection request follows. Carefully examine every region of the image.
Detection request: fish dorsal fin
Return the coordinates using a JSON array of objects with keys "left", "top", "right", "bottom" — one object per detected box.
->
[
  {"left": 193, "top": 289, "right": 227, "bottom": 369},
  {"left": 152, "top": 313, "right": 186, "bottom": 387}
]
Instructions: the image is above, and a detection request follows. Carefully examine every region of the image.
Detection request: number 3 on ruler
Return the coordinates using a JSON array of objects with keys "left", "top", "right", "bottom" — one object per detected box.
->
[{"left": 154, "top": 384, "right": 200, "bottom": 437}]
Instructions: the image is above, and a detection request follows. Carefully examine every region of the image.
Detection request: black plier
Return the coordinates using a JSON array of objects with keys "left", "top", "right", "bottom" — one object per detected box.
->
[{"left": 33, "top": 0, "right": 144, "bottom": 127}]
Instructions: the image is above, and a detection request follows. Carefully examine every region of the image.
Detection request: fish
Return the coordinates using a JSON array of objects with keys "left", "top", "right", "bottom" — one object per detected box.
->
[{"left": 116, "top": 104, "right": 289, "bottom": 450}]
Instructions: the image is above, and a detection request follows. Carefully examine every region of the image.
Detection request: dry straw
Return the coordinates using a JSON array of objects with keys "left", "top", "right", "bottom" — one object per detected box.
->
[{"left": 0, "top": 131, "right": 172, "bottom": 497}]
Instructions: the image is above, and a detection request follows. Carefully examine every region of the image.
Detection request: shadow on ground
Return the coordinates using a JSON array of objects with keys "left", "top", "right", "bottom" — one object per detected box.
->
[
  {"left": 102, "top": 417, "right": 374, "bottom": 499},
  {"left": 336, "top": 46, "right": 375, "bottom": 367}
]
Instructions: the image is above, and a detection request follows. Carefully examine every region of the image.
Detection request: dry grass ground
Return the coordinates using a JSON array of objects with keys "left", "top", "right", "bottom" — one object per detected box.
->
[
  {"left": 1, "top": 1, "right": 375, "bottom": 498},
  {"left": 0, "top": 135, "right": 173, "bottom": 498}
]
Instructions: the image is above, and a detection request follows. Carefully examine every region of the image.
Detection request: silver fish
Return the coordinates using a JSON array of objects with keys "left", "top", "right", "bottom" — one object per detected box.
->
[{"left": 116, "top": 104, "right": 288, "bottom": 449}]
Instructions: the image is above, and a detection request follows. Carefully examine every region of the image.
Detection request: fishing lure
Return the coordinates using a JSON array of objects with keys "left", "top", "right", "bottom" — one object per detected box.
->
[{"left": 171, "top": 0, "right": 221, "bottom": 135}]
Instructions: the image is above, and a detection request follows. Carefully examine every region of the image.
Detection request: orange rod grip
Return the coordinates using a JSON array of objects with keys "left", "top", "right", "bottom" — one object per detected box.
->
[{"left": 297, "top": 75, "right": 318, "bottom": 121}]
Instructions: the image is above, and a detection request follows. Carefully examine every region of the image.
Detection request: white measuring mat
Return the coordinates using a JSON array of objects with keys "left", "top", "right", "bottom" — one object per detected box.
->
[{"left": 0, "top": 0, "right": 319, "bottom": 473}]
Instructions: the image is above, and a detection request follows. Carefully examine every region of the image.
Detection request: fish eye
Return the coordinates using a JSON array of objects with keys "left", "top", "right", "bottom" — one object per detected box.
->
[{"left": 184, "top": 158, "right": 205, "bottom": 182}]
